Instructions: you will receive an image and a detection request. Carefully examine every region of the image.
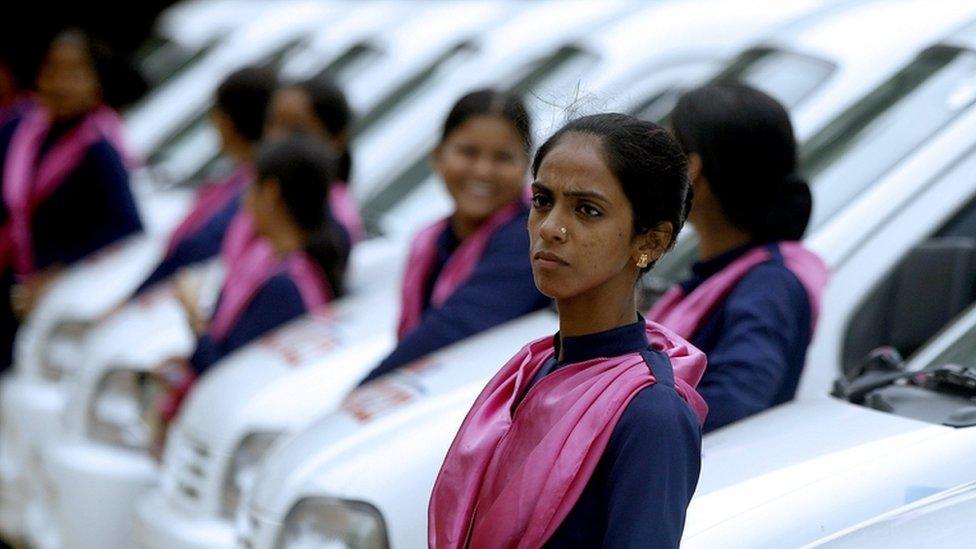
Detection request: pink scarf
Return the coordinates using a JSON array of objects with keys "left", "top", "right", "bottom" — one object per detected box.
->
[
  {"left": 329, "top": 181, "right": 365, "bottom": 244},
  {"left": 208, "top": 238, "right": 332, "bottom": 343},
  {"left": 163, "top": 165, "right": 252, "bottom": 258},
  {"left": 647, "top": 242, "right": 829, "bottom": 340},
  {"left": 0, "top": 102, "right": 129, "bottom": 276},
  {"left": 398, "top": 202, "right": 522, "bottom": 339},
  {"left": 428, "top": 322, "right": 707, "bottom": 549}
]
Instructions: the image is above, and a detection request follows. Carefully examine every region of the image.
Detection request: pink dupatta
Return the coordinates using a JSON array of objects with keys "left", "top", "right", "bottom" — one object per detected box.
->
[
  {"left": 397, "top": 202, "right": 522, "bottom": 339},
  {"left": 647, "top": 242, "right": 829, "bottom": 340},
  {"left": 428, "top": 322, "right": 707, "bottom": 549},
  {"left": 1, "top": 102, "right": 129, "bottom": 276},
  {"left": 163, "top": 165, "right": 252, "bottom": 258},
  {"left": 208, "top": 238, "right": 332, "bottom": 343}
]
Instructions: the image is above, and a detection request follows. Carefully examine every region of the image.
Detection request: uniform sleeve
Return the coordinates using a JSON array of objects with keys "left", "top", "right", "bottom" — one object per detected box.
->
[
  {"left": 189, "top": 274, "right": 308, "bottom": 374},
  {"left": 361, "top": 223, "right": 549, "bottom": 383},
  {"left": 134, "top": 201, "right": 239, "bottom": 295},
  {"left": 601, "top": 386, "right": 702, "bottom": 548},
  {"left": 697, "top": 264, "right": 810, "bottom": 433}
]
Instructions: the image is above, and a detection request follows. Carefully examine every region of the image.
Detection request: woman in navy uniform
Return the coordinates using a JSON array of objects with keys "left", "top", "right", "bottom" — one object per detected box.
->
[
  {"left": 430, "top": 114, "right": 707, "bottom": 548},
  {"left": 648, "top": 82, "right": 828, "bottom": 433},
  {"left": 361, "top": 89, "right": 550, "bottom": 383}
]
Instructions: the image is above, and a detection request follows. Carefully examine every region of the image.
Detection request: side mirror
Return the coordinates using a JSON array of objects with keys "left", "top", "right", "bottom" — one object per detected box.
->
[{"left": 832, "top": 346, "right": 906, "bottom": 404}]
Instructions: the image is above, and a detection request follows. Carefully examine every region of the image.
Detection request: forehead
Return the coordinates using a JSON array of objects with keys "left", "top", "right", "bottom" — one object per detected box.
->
[
  {"left": 45, "top": 39, "right": 91, "bottom": 67},
  {"left": 272, "top": 87, "right": 313, "bottom": 111},
  {"left": 445, "top": 115, "right": 523, "bottom": 149},
  {"left": 536, "top": 133, "right": 622, "bottom": 196}
]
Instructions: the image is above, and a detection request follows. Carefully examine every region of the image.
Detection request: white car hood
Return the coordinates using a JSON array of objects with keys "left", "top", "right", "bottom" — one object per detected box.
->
[
  {"left": 15, "top": 233, "right": 165, "bottom": 377},
  {"left": 685, "top": 398, "right": 973, "bottom": 548},
  {"left": 247, "top": 311, "right": 558, "bottom": 527}
]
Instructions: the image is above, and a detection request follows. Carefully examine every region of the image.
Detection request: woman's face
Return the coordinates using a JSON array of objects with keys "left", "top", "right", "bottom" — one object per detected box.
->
[
  {"left": 36, "top": 40, "right": 100, "bottom": 119},
  {"left": 529, "top": 133, "right": 650, "bottom": 301},
  {"left": 265, "top": 87, "right": 326, "bottom": 139},
  {"left": 434, "top": 115, "right": 528, "bottom": 232}
]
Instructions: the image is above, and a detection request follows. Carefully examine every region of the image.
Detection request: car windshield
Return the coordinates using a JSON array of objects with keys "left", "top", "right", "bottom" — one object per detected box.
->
[
  {"left": 351, "top": 42, "right": 478, "bottom": 137},
  {"left": 802, "top": 46, "right": 976, "bottom": 229},
  {"left": 714, "top": 47, "right": 835, "bottom": 109}
]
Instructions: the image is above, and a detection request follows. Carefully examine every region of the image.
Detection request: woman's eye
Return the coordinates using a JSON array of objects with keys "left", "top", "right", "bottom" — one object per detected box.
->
[
  {"left": 578, "top": 204, "right": 601, "bottom": 218},
  {"left": 531, "top": 194, "right": 552, "bottom": 209}
]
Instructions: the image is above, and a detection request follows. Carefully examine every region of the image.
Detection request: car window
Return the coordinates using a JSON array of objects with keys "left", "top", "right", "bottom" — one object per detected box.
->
[
  {"left": 803, "top": 47, "right": 976, "bottom": 229},
  {"left": 714, "top": 47, "right": 836, "bottom": 109}
]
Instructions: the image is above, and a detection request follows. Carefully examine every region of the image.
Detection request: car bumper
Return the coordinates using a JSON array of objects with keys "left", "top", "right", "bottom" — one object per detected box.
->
[
  {"left": 45, "top": 439, "right": 157, "bottom": 549},
  {"left": 134, "top": 488, "right": 236, "bottom": 549}
]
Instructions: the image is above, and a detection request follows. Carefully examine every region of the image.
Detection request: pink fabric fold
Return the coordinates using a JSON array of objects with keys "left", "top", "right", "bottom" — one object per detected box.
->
[
  {"left": 0, "top": 102, "right": 129, "bottom": 276},
  {"left": 428, "top": 322, "right": 707, "bottom": 549},
  {"left": 328, "top": 181, "right": 365, "bottom": 244},
  {"left": 208, "top": 239, "right": 332, "bottom": 343},
  {"left": 163, "top": 165, "right": 252, "bottom": 258},
  {"left": 647, "top": 241, "right": 829, "bottom": 340},
  {"left": 397, "top": 202, "right": 521, "bottom": 339}
]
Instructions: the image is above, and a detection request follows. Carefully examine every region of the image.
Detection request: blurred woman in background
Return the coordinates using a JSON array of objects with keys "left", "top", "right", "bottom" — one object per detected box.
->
[
  {"left": 265, "top": 75, "right": 364, "bottom": 248},
  {"left": 157, "top": 134, "right": 346, "bottom": 427},
  {"left": 648, "top": 82, "right": 829, "bottom": 433},
  {"left": 360, "top": 88, "right": 550, "bottom": 384},
  {"left": 430, "top": 114, "right": 706, "bottom": 548},
  {"left": 0, "top": 29, "right": 143, "bottom": 369},
  {"left": 135, "top": 66, "right": 277, "bottom": 294}
]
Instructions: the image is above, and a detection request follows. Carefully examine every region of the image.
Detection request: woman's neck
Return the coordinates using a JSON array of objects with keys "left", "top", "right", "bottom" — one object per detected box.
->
[
  {"left": 450, "top": 214, "right": 480, "bottom": 241},
  {"left": 693, "top": 216, "right": 753, "bottom": 262},
  {"left": 266, "top": 224, "right": 305, "bottom": 257},
  {"left": 555, "top": 277, "right": 638, "bottom": 361}
]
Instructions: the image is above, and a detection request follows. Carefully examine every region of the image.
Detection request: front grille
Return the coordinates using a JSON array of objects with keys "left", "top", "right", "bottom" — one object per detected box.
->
[{"left": 162, "top": 428, "right": 214, "bottom": 512}]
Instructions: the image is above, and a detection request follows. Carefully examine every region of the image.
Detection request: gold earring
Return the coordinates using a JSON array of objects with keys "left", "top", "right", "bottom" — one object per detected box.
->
[
  {"left": 559, "top": 227, "right": 567, "bottom": 236},
  {"left": 636, "top": 253, "right": 650, "bottom": 269}
]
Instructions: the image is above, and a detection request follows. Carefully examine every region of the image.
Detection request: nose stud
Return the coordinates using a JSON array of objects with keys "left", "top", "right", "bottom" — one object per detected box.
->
[{"left": 559, "top": 227, "right": 567, "bottom": 236}]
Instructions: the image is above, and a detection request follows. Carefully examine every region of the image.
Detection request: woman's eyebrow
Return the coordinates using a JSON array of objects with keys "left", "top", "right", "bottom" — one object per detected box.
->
[
  {"left": 562, "top": 189, "right": 609, "bottom": 202},
  {"left": 531, "top": 181, "right": 551, "bottom": 193}
]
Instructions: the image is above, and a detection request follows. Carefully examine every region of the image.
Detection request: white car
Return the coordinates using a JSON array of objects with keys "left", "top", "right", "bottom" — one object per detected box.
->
[
  {"left": 0, "top": 234, "right": 169, "bottom": 545},
  {"left": 237, "top": 9, "right": 976, "bottom": 549},
  {"left": 805, "top": 480, "right": 976, "bottom": 548},
  {"left": 39, "top": 236, "right": 403, "bottom": 549}
]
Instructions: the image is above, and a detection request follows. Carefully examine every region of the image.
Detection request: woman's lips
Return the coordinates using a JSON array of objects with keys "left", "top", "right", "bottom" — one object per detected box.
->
[{"left": 533, "top": 250, "right": 569, "bottom": 268}]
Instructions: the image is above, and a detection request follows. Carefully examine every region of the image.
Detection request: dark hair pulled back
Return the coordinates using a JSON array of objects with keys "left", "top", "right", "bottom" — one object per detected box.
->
[
  {"left": 441, "top": 88, "right": 532, "bottom": 154},
  {"left": 255, "top": 134, "right": 346, "bottom": 295},
  {"left": 532, "top": 113, "right": 691, "bottom": 272},
  {"left": 216, "top": 66, "right": 277, "bottom": 143},
  {"left": 670, "top": 82, "right": 811, "bottom": 242},
  {"left": 293, "top": 76, "right": 354, "bottom": 181}
]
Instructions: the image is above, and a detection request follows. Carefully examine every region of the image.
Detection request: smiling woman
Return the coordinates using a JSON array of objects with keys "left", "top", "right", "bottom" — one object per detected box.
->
[
  {"left": 429, "top": 114, "right": 708, "bottom": 548},
  {"left": 359, "top": 89, "right": 550, "bottom": 384}
]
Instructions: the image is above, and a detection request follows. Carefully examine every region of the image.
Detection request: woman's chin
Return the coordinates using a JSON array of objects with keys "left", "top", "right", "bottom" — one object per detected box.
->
[{"left": 532, "top": 273, "right": 574, "bottom": 301}]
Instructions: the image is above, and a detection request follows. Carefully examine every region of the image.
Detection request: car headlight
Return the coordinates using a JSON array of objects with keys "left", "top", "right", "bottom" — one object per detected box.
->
[
  {"left": 275, "top": 497, "right": 389, "bottom": 549},
  {"left": 221, "top": 432, "right": 281, "bottom": 518},
  {"left": 42, "top": 320, "right": 91, "bottom": 381},
  {"left": 87, "top": 368, "right": 166, "bottom": 450}
]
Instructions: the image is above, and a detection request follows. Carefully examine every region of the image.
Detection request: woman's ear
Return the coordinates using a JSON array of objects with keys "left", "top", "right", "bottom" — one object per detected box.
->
[
  {"left": 687, "top": 152, "right": 704, "bottom": 186},
  {"left": 635, "top": 221, "right": 674, "bottom": 266}
]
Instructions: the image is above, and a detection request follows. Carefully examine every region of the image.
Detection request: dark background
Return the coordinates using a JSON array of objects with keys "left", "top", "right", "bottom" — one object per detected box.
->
[{"left": 2, "top": 1, "right": 178, "bottom": 102}]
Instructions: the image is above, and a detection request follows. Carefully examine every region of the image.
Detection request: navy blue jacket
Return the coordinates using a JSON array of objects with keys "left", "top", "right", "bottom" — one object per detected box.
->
[
  {"left": 682, "top": 243, "right": 811, "bottom": 433},
  {"left": 362, "top": 205, "right": 550, "bottom": 383},
  {"left": 0, "top": 114, "right": 143, "bottom": 270},
  {"left": 522, "top": 318, "right": 702, "bottom": 548},
  {"left": 189, "top": 272, "right": 308, "bottom": 374}
]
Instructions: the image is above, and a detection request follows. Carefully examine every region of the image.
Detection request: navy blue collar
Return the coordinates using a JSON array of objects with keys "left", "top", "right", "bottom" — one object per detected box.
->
[
  {"left": 553, "top": 314, "right": 649, "bottom": 365},
  {"left": 682, "top": 241, "right": 764, "bottom": 293}
]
